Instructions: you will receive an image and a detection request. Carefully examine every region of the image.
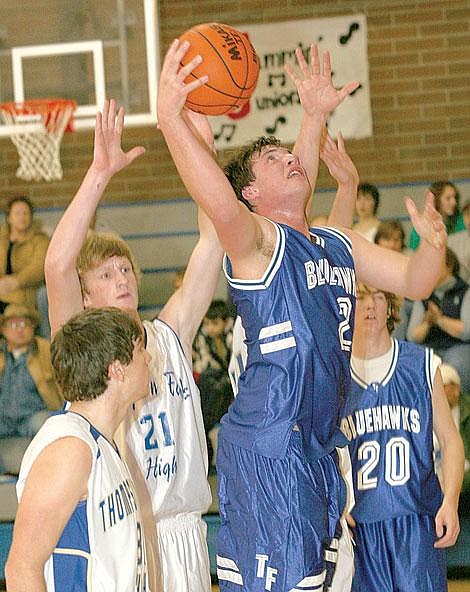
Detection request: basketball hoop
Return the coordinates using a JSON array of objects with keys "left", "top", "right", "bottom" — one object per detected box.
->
[{"left": 0, "top": 98, "right": 76, "bottom": 182}]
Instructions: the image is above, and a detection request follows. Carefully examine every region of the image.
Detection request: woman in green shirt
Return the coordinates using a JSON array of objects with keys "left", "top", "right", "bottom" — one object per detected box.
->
[{"left": 409, "top": 180, "right": 465, "bottom": 250}]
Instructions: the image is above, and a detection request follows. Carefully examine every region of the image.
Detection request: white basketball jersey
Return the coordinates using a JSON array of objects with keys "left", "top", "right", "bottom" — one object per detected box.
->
[
  {"left": 121, "top": 319, "right": 211, "bottom": 520},
  {"left": 228, "top": 315, "right": 247, "bottom": 396},
  {"left": 17, "top": 412, "right": 148, "bottom": 592}
]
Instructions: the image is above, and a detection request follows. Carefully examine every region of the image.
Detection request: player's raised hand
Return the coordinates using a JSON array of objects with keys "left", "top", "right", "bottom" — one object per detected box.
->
[
  {"left": 405, "top": 191, "right": 447, "bottom": 250},
  {"left": 92, "top": 99, "right": 145, "bottom": 178},
  {"left": 285, "top": 44, "right": 359, "bottom": 117},
  {"left": 157, "top": 39, "right": 208, "bottom": 123},
  {"left": 320, "top": 130, "right": 359, "bottom": 187}
]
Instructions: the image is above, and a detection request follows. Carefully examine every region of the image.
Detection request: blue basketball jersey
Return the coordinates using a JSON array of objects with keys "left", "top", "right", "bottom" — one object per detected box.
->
[
  {"left": 341, "top": 339, "right": 443, "bottom": 523},
  {"left": 222, "top": 222, "right": 356, "bottom": 460}
]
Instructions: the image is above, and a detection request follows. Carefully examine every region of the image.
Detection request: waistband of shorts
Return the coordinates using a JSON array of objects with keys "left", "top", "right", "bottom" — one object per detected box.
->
[{"left": 157, "top": 511, "right": 203, "bottom": 534}]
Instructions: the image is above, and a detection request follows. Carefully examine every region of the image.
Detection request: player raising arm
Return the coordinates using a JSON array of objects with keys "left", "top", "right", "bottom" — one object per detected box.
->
[
  {"left": 45, "top": 99, "right": 223, "bottom": 592},
  {"left": 157, "top": 39, "right": 446, "bottom": 592}
]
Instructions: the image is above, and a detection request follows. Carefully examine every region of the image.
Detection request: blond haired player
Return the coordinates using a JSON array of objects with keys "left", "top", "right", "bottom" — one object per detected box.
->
[{"left": 45, "top": 99, "right": 223, "bottom": 592}]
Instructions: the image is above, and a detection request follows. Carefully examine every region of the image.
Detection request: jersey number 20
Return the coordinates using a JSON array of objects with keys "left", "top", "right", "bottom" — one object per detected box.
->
[{"left": 357, "top": 437, "right": 410, "bottom": 490}]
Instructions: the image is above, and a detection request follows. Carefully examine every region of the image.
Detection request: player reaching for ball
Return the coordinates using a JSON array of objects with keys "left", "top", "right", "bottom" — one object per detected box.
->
[
  {"left": 45, "top": 99, "right": 223, "bottom": 592},
  {"left": 158, "top": 38, "right": 447, "bottom": 591}
]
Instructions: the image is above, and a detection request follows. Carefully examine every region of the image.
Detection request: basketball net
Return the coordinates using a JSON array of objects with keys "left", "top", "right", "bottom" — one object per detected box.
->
[{"left": 0, "top": 99, "right": 76, "bottom": 182}]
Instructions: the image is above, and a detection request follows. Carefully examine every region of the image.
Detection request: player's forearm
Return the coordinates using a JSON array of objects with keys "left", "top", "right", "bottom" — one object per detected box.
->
[
  {"left": 159, "top": 114, "right": 240, "bottom": 224},
  {"left": 328, "top": 181, "right": 357, "bottom": 228},
  {"left": 440, "top": 434, "right": 465, "bottom": 504},
  {"left": 293, "top": 114, "right": 327, "bottom": 192},
  {"left": 5, "top": 559, "right": 47, "bottom": 592},
  {"left": 45, "top": 165, "right": 110, "bottom": 273},
  {"left": 403, "top": 242, "right": 445, "bottom": 300},
  {"left": 160, "top": 208, "right": 223, "bottom": 347}
]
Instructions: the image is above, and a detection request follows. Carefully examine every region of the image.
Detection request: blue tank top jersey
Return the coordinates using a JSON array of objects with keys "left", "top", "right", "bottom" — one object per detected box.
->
[
  {"left": 341, "top": 339, "right": 443, "bottom": 523},
  {"left": 222, "top": 222, "right": 356, "bottom": 460}
]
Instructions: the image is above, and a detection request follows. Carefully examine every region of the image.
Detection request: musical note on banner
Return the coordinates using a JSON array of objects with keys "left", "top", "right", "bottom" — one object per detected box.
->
[
  {"left": 265, "top": 116, "right": 286, "bottom": 135},
  {"left": 339, "top": 22, "right": 359, "bottom": 45},
  {"left": 268, "top": 73, "right": 287, "bottom": 88},
  {"left": 214, "top": 123, "right": 236, "bottom": 143}
]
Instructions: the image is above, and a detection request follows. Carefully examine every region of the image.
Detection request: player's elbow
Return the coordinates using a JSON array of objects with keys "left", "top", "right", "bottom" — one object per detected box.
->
[
  {"left": 45, "top": 246, "right": 74, "bottom": 279},
  {"left": 412, "top": 289, "right": 432, "bottom": 301},
  {"left": 405, "top": 284, "right": 433, "bottom": 301}
]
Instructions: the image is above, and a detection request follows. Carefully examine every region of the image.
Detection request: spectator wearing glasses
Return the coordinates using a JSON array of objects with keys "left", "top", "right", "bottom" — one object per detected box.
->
[{"left": 0, "top": 304, "right": 62, "bottom": 473}]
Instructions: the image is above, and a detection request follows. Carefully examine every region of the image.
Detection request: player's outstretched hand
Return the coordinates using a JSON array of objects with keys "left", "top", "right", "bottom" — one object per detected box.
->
[
  {"left": 157, "top": 39, "right": 209, "bottom": 124},
  {"left": 434, "top": 500, "right": 460, "bottom": 548},
  {"left": 405, "top": 191, "right": 447, "bottom": 250},
  {"left": 284, "top": 44, "right": 359, "bottom": 118},
  {"left": 320, "top": 130, "right": 359, "bottom": 188},
  {"left": 92, "top": 99, "right": 145, "bottom": 178}
]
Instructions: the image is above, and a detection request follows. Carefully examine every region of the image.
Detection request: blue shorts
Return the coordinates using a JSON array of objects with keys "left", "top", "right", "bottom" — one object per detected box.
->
[
  {"left": 216, "top": 430, "right": 345, "bottom": 591},
  {"left": 352, "top": 513, "right": 447, "bottom": 592}
]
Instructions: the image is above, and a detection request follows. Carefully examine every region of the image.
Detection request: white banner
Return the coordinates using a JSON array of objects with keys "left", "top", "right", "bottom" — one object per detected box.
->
[{"left": 211, "top": 14, "right": 372, "bottom": 149}]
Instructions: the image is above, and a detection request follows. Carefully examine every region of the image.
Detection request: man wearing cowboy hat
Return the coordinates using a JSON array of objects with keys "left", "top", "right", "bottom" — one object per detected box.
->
[{"left": 0, "top": 304, "right": 62, "bottom": 473}]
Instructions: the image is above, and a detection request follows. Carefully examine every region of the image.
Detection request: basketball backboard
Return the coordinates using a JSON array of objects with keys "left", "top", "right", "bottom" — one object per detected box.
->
[{"left": 0, "top": 0, "right": 160, "bottom": 136}]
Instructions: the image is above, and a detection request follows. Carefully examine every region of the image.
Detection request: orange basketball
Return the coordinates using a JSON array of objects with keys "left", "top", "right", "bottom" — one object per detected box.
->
[{"left": 179, "top": 23, "right": 260, "bottom": 116}]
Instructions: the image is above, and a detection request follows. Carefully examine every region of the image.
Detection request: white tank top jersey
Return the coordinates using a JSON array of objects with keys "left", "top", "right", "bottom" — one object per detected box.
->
[
  {"left": 17, "top": 412, "right": 148, "bottom": 592},
  {"left": 228, "top": 315, "right": 247, "bottom": 397},
  {"left": 120, "top": 318, "right": 211, "bottom": 520}
]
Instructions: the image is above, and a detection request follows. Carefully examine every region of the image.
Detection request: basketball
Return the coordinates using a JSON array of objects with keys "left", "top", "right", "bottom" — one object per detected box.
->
[{"left": 178, "top": 22, "right": 260, "bottom": 116}]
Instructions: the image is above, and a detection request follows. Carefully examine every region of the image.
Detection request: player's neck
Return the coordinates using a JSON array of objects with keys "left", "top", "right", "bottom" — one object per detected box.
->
[
  {"left": 69, "top": 395, "right": 121, "bottom": 442},
  {"left": 271, "top": 209, "right": 310, "bottom": 237},
  {"left": 352, "top": 329, "right": 392, "bottom": 360},
  {"left": 257, "top": 196, "right": 310, "bottom": 237}
]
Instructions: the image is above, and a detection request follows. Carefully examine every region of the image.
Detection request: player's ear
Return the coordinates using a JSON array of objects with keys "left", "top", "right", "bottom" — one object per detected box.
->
[
  {"left": 108, "top": 360, "right": 125, "bottom": 382},
  {"left": 241, "top": 184, "right": 259, "bottom": 204}
]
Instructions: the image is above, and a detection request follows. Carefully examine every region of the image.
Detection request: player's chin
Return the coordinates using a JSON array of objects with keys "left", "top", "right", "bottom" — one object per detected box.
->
[{"left": 116, "top": 295, "right": 139, "bottom": 310}]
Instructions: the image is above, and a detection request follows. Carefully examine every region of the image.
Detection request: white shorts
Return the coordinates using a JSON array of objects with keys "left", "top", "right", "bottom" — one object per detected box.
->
[
  {"left": 327, "top": 515, "right": 354, "bottom": 592},
  {"left": 157, "top": 512, "right": 211, "bottom": 592}
]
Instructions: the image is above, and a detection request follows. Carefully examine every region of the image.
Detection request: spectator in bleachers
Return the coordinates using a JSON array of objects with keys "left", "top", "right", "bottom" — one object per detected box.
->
[
  {"left": 0, "top": 196, "right": 49, "bottom": 317},
  {"left": 193, "top": 299, "right": 233, "bottom": 468},
  {"left": 0, "top": 304, "right": 62, "bottom": 474},
  {"left": 448, "top": 198, "right": 470, "bottom": 283},
  {"left": 353, "top": 182, "right": 381, "bottom": 242},
  {"left": 408, "top": 180, "right": 465, "bottom": 250},
  {"left": 374, "top": 219, "right": 406, "bottom": 253},
  {"left": 408, "top": 247, "right": 470, "bottom": 393}
]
